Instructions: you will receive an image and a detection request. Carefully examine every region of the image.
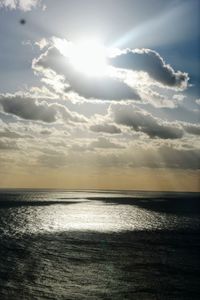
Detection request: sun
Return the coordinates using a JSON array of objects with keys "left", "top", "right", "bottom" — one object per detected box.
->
[{"left": 68, "top": 39, "right": 108, "bottom": 77}]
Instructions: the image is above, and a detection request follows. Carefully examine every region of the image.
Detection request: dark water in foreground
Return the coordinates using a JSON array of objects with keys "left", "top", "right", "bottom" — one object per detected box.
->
[{"left": 0, "top": 190, "right": 199, "bottom": 300}]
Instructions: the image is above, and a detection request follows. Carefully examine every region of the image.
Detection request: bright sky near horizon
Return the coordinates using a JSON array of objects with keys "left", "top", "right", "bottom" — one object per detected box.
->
[{"left": 0, "top": 0, "right": 199, "bottom": 191}]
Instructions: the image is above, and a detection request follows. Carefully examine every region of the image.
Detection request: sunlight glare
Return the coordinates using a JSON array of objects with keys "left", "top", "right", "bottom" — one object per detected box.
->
[{"left": 68, "top": 39, "right": 108, "bottom": 77}]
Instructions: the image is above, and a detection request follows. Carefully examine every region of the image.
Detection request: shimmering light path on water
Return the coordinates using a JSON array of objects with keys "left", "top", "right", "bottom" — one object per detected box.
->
[{"left": 0, "top": 190, "right": 199, "bottom": 299}]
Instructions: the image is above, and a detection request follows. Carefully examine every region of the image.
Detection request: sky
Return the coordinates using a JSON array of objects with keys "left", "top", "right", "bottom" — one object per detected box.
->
[{"left": 0, "top": 0, "right": 199, "bottom": 191}]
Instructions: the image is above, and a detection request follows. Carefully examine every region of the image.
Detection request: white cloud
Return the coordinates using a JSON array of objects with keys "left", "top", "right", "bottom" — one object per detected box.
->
[
  {"left": 0, "top": 0, "right": 43, "bottom": 11},
  {"left": 35, "top": 38, "right": 49, "bottom": 50},
  {"left": 195, "top": 99, "right": 200, "bottom": 105}
]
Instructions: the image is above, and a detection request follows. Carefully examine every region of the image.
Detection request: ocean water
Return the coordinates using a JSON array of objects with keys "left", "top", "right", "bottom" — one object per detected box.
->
[{"left": 0, "top": 190, "right": 199, "bottom": 300}]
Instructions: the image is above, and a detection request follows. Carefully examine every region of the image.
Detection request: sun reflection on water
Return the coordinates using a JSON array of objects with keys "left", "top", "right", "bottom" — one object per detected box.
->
[
  {"left": 8, "top": 198, "right": 196, "bottom": 236},
  {"left": 1, "top": 191, "right": 198, "bottom": 238}
]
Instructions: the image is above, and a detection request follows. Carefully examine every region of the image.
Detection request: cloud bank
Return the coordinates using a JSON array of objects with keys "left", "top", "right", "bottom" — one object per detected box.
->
[
  {"left": 0, "top": 94, "right": 87, "bottom": 124},
  {"left": 109, "top": 103, "right": 184, "bottom": 139}
]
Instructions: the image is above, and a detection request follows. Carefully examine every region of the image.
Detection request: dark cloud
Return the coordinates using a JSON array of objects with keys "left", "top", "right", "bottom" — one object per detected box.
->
[
  {"left": 40, "top": 130, "right": 52, "bottom": 135},
  {"left": 184, "top": 124, "right": 200, "bottom": 136},
  {"left": 0, "top": 94, "right": 87, "bottom": 123},
  {"left": 139, "top": 103, "right": 200, "bottom": 124},
  {"left": 90, "top": 123, "right": 121, "bottom": 134},
  {"left": 0, "top": 96, "right": 56, "bottom": 123},
  {"left": 110, "top": 103, "right": 184, "bottom": 139},
  {"left": 110, "top": 49, "right": 189, "bottom": 88},
  {"left": 33, "top": 47, "right": 140, "bottom": 101}
]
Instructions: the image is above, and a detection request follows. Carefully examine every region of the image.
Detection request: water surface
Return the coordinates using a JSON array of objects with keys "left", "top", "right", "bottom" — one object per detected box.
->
[{"left": 0, "top": 190, "right": 199, "bottom": 299}]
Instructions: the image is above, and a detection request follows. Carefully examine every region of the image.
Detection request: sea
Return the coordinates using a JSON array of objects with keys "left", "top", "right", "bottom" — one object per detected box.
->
[{"left": 0, "top": 189, "right": 199, "bottom": 300}]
